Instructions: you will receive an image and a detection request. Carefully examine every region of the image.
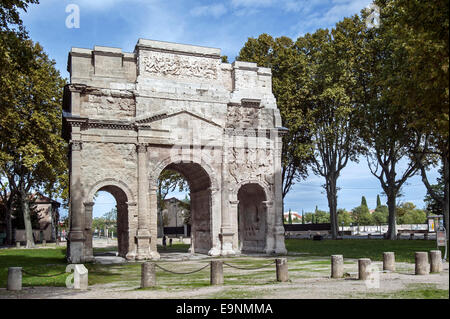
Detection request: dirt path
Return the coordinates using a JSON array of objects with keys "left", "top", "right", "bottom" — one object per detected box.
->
[{"left": 1, "top": 260, "right": 447, "bottom": 299}]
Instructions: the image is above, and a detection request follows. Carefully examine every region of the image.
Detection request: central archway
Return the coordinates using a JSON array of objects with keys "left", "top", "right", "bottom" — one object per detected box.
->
[{"left": 157, "top": 161, "right": 213, "bottom": 255}]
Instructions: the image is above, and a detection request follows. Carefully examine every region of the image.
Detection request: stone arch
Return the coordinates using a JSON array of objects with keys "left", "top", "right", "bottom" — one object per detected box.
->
[
  {"left": 235, "top": 181, "right": 270, "bottom": 253},
  {"left": 83, "top": 178, "right": 135, "bottom": 259},
  {"left": 149, "top": 153, "right": 219, "bottom": 191},
  {"left": 149, "top": 153, "right": 220, "bottom": 255},
  {"left": 230, "top": 179, "right": 272, "bottom": 203},
  {"left": 85, "top": 178, "right": 135, "bottom": 204}
]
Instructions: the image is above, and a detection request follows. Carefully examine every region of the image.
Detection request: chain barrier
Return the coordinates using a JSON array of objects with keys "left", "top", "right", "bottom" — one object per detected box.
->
[
  {"left": 154, "top": 263, "right": 210, "bottom": 275},
  {"left": 22, "top": 269, "right": 67, "bottom": 278},
  {"left": 223, "top": 260, "right": 276, "bottom": 270}
]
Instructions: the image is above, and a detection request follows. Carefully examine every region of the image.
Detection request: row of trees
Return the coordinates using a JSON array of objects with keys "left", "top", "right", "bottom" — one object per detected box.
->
[
  {"left": 1, "top": 1, "right": 67, "bottom": 247},
  {"left": 286, "top": 196, "right": 427, "bottom": 226},
  {"left": 238, "top": 0, "right": 448, "bottom": 239}
]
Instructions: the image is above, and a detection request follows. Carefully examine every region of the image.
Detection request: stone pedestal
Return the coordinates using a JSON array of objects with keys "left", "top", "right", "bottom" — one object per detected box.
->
[
  {"left": 7, "top": 267, "right": 22, "bottom": 291},
  {"left": 276, "top": 258, "right": 289, "bottom": 282},
  {"left": 358, "top": 258, "right": 371, "bottom": 280},
  {"left": 331, "top": 255, "right": 344, "bottom": 278},
  {"left": 141, "top": 262, "right": 156, "bottom": 288},
  {"left": 210, "top": 260, "right": 223, "bottom": 285},
  {"left": 430, "top": 250, "right": 443, "bottom": 273},
  {"left": 415, "top": 252, "right": 429, "bottom": 275},
  {"left": 383, "top": 252, "right": 395, "bottom": 272}
]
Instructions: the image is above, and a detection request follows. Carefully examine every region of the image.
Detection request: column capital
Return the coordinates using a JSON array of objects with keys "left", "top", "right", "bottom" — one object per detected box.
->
[
  {"left": 136, "top": 143, "right": 147, "bottom": 153},
  {"left": 71, "top": 140, "right": 82, "bottom": 151}
]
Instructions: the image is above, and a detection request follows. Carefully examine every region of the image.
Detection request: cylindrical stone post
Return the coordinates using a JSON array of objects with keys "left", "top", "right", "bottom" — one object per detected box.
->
[
  {"left": 331, "top": 255, "right": 344, "bottom": 278},
  {"left": 415, "top": 252, "right": 429, "bottom": 275},
  {"left": 383, "top": 252, "right": 395, "bottom": 272},
  {"left": 7, "top": 267, "right": 22, "bottom": 291},
  {"left": 276, "top": 258, "right": 289, "bottom": 282},
  {"left": 430, "top": 250, "right": 443, "bottom": 273},
  {"left": 141, "top": 262, "right": 156, "bottom": 288},
  {"left": 358, "top": 258, "right": 371, "bottom": 280},
  {"left": 16, "top": 241, "right": 20, "bottom": 248},
  {"left": 210, "top": 260, "right": 223, "bottom": 285}
]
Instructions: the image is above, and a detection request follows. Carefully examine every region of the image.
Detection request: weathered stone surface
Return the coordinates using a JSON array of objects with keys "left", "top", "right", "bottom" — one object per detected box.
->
[
  {"left": 7, "top": 267, "right": 22, "bottom": 291},
  {"left": 210, "top": 260, "right": 223, "bottom": 285},
  {"left": 276, "top": 258, "right": 289, "bottom": 282},
  {"left": 415, "top": 252, "right": 429, "bottom": 275},
  {"left": 141, "top": 262, "right": 156, "bottom": 288},
  {"left": 430, "top": 250, "right": 443, "bottom": 273},
  {"left": 383, "top": 252, "right": 395, "bottom": 272},
  {"left": 331, "top": 255, "right": 344, "bottom": 278},
  {"left": 358, "top": 258, "right": 371, "bottom": 280},
  {"left": 63, "top": 39, "right": 287, "bottom": 263}
]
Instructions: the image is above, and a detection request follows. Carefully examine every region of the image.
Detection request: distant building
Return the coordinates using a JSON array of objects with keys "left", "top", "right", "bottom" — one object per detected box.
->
[
  {"left": 162, "top": 197, "right": 189, "bottom": 227},
  {"left": 1, "top": 193, "right": 60, "bottom": 243},
  {"left": 283, "top": 211, "right": 302, "bottom": 223}
]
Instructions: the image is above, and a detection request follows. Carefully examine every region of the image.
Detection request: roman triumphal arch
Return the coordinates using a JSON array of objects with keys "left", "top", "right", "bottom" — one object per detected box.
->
[{"left": 62, "top": 39, "right": 287, "bottom": 263}]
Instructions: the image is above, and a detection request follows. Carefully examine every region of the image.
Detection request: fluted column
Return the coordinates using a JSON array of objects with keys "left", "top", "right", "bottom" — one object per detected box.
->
[
  {"left": 136, "top": 143, "right": 151, "bottom": 260},
  {"left": 220, "top": 136, "right": 235, "bottom": 256},
  {"left": 83, "top": 202, "right": 94, "bottom": 262},
  {"left": 68, "top": 140, "right": 85, "bottom": 263}
]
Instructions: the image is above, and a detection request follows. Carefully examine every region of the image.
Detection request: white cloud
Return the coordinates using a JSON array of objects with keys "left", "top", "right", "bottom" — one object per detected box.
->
[{"left": 190, "top": 3, "right": 227, "bottom": 18}]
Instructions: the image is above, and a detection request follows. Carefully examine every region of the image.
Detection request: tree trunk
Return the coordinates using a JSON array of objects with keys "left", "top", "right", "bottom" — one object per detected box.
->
[
  {"left": 386, "top": 189, "right": 397, "bottom": 240},
  {"left": 443, "top": 156, "right": 449, "bottom": 240},
  {"left": 5, "top": 208, "right": 12, "bottom": 245},
  {"left": 19, "top": 187, "right": 35, "bottom": 248},
  {"left": 326, "top": 176, "right": 338, "bottom": 239}
]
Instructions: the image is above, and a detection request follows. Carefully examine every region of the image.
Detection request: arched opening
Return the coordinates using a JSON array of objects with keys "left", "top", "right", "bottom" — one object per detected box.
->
[
  {"left": 237, "top": 183, "right": 267, "bottom": 253},
  {"left": 157, "top": 161, "right": 212, "bottom": 254},
  {"left": 90, "top": 185, "right": 129, "bottom": 258}
]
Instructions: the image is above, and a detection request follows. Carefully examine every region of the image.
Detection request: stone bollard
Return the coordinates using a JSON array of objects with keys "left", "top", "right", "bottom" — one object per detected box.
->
[
  {"left": 415, "top": 252, "right": 429, "bottom": 275},
  {"left": 7, "top": 267, "right": 22, "bottom": 291},
  {"left": 276, "top": 258, "right": 289, "bottom": 282},
  {"left": 73, "top": 264, "right": 88, "bottom": 290},
  {"left": 42, "top": 240, "right": 46, "bottom": 247},
  {"left": 210, "top": 260, "right": 223, "bottom": 285},
  {"left": 383, "top": 252, "right": 395, "bottom": 272},
  {"left": 358, "top": 258, "right": 371, "bottom": 280},
  {"left": 141, "top": 262, "right": 156, "bottom": 288},
  {"left": 16, "top": 241, "right": 20, "bottom": 248},
  {"left": 430, "top": 250, "right": 443, "bottom": 273},
  {"left": 331, "top": 255, "right": 344, "bottom": 278}
]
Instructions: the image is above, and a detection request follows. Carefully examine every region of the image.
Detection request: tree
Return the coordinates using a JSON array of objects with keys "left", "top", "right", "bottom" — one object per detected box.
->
[
  {"left": 0, "top": 0, "right": 40, "bottom": 245},
  {"left": 352, "top": 205, "right": 373, "bottom": 226},
  {"left": 0, "top": 34, "right": 66, "bottom": 247},
  {"left": 376, "top": 0, "right": 449, "bottom": 240},
  {"left": 361, "top": 196, "right": 368, "bottom": 209},
  {"left": 376, "top": 194, "right": 382, "bottom": 208},
  {"left": 314, "top": 209, "right": 330, "bottom": 224},
  {"left": 396, "top": 202, "right": 427, "bottom": 225},
  {"left": 355, "top": 5, "right": 424, "bottom": 239},
  {"left": 372, "top": 205, "right": 388, "bottom": 225},
  {"left": 337, "top": 208, "right": 353, "bottom": 226},
  {"left": 287, "top": 209, "right": 292, "bottom": 224},
  {"left": 424, "top": 176, "right": 444, "bottom": 215},
  {"left": 295, "top": 17, "right": 365, "bottom": 239}
]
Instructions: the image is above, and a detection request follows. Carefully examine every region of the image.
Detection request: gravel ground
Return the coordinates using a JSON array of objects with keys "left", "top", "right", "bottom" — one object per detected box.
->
[{"left": 1, "top": 258, "right": 447, "bottom": 299}]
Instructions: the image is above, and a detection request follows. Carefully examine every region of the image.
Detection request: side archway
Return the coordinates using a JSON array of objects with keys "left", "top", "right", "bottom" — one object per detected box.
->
[{"left": 84, "top": 178, "right": 136, "bottom": 259}]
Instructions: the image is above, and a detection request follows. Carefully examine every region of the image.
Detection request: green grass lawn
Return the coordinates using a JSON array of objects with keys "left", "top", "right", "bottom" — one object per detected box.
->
[
  {"left": 0, "top": 239, "right": 447, "bottom": 289},
  {"left": 285, "top": 239, "right": 446, "bottom": 263}
]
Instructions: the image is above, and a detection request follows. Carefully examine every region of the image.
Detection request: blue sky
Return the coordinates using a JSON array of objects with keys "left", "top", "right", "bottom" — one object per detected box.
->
[{"left": 18, "top": 0, "right": 439, "bottom": 217}]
